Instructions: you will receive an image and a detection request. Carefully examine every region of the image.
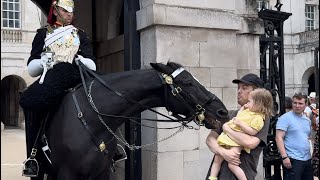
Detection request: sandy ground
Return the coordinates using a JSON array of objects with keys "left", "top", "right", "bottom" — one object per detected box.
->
[{"left": 1, "top": 129, "right": 29, "bottom": 180}]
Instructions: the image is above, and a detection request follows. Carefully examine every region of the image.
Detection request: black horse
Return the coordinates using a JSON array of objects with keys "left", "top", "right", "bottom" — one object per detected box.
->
[{"left": 39, "top": 62, "right": 229, "bottom": 179}]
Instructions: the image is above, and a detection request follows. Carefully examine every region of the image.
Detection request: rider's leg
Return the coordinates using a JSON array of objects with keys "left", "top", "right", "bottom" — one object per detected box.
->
[{"left": 23, "top": 109, "right": 47, "bottom": 179}]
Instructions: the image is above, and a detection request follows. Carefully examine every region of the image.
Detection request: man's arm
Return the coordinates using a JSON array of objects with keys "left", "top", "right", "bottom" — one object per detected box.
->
[
  {"left": 222, "top": 123, "right": 261, "bottom": 149},
  {"left": 275, "top": 130, "right": 287, "bottom": 158},
  {"left": 275, "top": 129, "right": 292, "bottom": 169},
  {"left": 206, "top": 131, "right": 241, "bottom": 165}
]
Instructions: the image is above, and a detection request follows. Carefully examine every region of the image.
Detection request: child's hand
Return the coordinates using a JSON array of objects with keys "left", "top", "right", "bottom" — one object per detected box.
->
[{"left": 232, "top": 117, "right": 242, "bottom": 126}]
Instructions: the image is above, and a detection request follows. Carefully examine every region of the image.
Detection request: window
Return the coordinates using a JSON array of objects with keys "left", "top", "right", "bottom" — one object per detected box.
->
[
  {"left": 2, "top": 0, "right": 21, "bottom": 29},
  {"left": 305, "top": 5, "right": 315, "bottom": 31},
  {"left": 257, "top": 0, "right": 269, "bottom": 11}
]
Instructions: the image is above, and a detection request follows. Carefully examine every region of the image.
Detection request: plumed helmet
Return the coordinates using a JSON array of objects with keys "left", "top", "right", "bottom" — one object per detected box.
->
[
  {"left": 54, "top": 0, "right": 74, "bottom": 13},
  {"left": 47, "top": 0, "right": 74, "bottom": 25}
]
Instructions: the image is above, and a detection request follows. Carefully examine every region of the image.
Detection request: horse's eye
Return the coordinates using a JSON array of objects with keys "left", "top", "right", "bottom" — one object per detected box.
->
[{"left": 183, "top": 79, "right": 193, "bottom": 86}]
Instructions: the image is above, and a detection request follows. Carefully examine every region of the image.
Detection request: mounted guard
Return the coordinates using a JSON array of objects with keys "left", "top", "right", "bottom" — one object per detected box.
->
[{"left": 19, "top": 0, "right": 96, "bottom": 178}]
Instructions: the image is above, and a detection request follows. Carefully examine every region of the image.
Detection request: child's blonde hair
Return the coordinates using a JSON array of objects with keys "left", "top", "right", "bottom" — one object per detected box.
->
[{"left": 249, "top": 88, "right": 273, "bottom": 119}]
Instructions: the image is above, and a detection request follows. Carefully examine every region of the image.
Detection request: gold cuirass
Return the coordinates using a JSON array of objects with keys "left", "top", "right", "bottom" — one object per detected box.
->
[{"left": 45, "top": 25, "right": 80, "bottom": 64}]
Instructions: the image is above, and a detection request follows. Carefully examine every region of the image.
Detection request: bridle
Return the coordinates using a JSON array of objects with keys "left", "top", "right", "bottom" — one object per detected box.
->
[
  {"left": 76, "top": 60, "right": 217, "bottom": 129},
  {"left": 157, "top": 67, "right": 217, "bottom": 126},
  {"left": 71, "top": 61, "right": 221, "bottom": 151}
]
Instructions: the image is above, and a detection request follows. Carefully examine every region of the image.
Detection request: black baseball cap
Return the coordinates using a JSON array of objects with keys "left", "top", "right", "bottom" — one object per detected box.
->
[{"left": 232, "top": 73, "right": 265, "bottom": 88}]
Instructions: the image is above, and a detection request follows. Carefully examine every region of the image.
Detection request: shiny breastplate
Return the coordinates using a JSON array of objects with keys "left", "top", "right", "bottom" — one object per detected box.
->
[{"left": 45, "top": 25, "right": 80, "bottom": 64}]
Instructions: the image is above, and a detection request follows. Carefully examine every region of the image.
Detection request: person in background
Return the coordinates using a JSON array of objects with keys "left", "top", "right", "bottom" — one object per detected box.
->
[
  {"left": 209, "top": 88, "right": 273, "bottom": 180},
  {"left": 275, "top": 93, "right": 313, "bottom": 180},
  {"left": 205, "top": 73, "right": 270, "bottom": 180},
  {"left": 305, "top": 92, "right": 317, "bottom": 118},
  {"left": 285, "top": 96, "right": 293, "bottom": 112},
  {"left": 19, "top": 0, "right": 96, "bottom": 178},
  {"left": 304, "top": 92, "right": 318, "bottom": 150},
  {"left": 310, "top": 94, "right": 319, "bottom": 178},
  {"left": 312, "top": 115, "right": 319, "bottom": 178}
]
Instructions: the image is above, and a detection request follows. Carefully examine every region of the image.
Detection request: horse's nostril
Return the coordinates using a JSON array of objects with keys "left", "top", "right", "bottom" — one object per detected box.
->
[{"left": 217, "top": 108, "right": 228, "bottom": 118}]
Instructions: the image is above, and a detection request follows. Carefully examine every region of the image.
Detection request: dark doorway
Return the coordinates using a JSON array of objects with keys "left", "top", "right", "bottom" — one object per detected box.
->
[
  {"left": 1, "top": 75, "right": 26, "bottom": 128},
  {"left": 74, "top": 0, "right": 125, "bottom": 74},
  {"left": 308, "top": 73, "right": 315, "bottom": 94}
]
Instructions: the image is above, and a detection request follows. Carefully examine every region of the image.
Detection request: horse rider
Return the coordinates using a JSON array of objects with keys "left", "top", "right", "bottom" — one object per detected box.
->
[{"left": 19, "top": 0, "right": 96, "bottom": 177}]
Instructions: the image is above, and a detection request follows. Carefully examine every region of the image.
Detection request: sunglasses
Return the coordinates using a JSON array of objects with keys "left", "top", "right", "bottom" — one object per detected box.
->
[{"left": 293, "top": 93, "right": 308, "bottom": 99}]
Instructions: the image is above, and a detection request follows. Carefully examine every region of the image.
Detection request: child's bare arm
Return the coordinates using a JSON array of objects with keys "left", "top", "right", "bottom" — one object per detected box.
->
[{"left": 232, "top": 117, "right": 259, "bottom": 136}]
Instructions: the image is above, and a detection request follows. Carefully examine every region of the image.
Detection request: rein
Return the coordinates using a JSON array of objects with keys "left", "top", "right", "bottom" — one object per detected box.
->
[
  {"left": 76, "top": 60, "right": 214, "bottom": 129},
  {"left": 73, "top": 61, "right": 217, "bottom": 151}
]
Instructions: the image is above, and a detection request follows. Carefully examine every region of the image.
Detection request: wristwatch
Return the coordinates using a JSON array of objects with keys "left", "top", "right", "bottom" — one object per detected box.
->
[{"left": 282, "top": 156, "right": 288, "bottom": 160}]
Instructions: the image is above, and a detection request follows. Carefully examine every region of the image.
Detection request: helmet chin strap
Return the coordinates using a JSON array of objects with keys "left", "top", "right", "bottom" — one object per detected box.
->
[{"left": 54, "top": 5, "right": 69, "bottom": 25}]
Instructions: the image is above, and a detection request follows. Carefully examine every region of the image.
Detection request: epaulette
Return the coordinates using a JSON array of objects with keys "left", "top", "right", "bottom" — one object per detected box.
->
[
  {"left": 46, "top": 25, "right": 54, "bottom": 34},
  {"left": 41, "top": 24, "right": 49, "bottom": 28}
]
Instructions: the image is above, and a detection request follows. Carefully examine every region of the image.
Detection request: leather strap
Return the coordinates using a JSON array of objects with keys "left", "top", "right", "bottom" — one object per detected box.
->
[{"left": 72, "top": 93, "right": 109, "bottom": 154}]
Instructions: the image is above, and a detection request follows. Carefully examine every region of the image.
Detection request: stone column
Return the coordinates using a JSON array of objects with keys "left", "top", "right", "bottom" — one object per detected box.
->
[{"left": 137, "top": 0, "right": 264, "bottom": 179}]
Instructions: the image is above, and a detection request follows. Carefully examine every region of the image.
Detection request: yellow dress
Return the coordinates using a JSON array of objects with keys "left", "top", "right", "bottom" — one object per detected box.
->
[{"left": 217, "top": 109, "right": 265, "bottom": 153}]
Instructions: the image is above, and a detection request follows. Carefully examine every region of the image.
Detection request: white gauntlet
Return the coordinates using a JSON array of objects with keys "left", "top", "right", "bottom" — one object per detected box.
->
[
  {"left": 75, "top": 55, "right": 96, "bottom": 71},
  {"left": 27, "top": 54, "right": 48, "bottom": 77},
  {"left": 28, "top": 52, "right": 56, "bottom": 85}
]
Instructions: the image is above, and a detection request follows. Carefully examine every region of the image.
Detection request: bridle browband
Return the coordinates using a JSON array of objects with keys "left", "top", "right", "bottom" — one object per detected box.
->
[{"left": 76, "top": 60, "right": 217, "bottom": 129}]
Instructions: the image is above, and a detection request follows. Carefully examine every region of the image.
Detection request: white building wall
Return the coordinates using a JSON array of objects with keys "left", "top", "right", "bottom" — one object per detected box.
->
[
  {"left": 282, "top": 0, "right": 319, "bottom": 96},
  {"left": 1, "top": 0, "right": 43, "bottom": 85},
  {"left": 282, "top": 0, "right": 306, "bottom": 34}
]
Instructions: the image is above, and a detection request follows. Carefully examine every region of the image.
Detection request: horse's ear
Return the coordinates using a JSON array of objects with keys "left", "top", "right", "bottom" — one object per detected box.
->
[{"left": 150, "top": 63, "right": 172, "bottom": 74}]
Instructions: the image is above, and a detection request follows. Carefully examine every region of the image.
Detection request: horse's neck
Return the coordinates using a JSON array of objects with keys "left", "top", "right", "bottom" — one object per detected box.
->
[{"left": 99, "top": 69, "right": 164, "bottom": 107}]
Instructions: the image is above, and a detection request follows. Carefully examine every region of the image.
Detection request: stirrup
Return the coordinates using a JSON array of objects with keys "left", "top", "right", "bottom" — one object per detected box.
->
[{"left": 22, "top": 157, "right": 39, "bottom": 177}]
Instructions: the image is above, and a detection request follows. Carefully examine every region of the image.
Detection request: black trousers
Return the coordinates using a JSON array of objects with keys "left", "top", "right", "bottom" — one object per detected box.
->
[
  {"left": 283, "top": 158, "right": 314, "bottom": 180},
  {"left": 24, "top": 110, "right": 48, "bottom": 180}
]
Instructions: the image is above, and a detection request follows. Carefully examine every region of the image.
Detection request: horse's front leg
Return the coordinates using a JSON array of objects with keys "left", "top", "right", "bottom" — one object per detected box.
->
[
  {"left": 95, "top": 168, "right": 111, "bottom": 180},
  {"left": 51, "top": 164, "right": 80, "bottom": 180},
  {"left": 94, "top": 142, "right": 117, "bottom": 180}
]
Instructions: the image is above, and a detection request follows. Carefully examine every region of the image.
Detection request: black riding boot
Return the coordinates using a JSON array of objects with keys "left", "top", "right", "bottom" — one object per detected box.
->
[{"left": 22, "top": 110, "right": 47, "bottom": 179}]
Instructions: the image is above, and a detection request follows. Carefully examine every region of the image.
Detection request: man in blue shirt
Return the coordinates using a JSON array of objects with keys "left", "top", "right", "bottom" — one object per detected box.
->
[{"left": 275, "top": 93, "right": 313, "bottom": 180}]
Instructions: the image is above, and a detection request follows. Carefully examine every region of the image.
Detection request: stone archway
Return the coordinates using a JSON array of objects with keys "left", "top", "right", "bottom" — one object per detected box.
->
[
  {"left": 302, "top": 67, "right": 315, "bottom": 94},
  {"left": 1, "top": 75, "right": 27, "bottom": 129}
]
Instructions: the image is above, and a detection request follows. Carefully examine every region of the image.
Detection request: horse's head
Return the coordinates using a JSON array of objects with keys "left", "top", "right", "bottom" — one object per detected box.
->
[{"left": 150, "top": 62, "right": 229, "bottom": 131}]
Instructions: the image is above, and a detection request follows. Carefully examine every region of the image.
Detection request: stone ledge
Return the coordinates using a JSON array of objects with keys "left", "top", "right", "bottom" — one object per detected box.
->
[
  {"left": 137, "top": 4, "right": 241, "bottom": 31},
  {"left": 237, "top": 17, "right": 264, "bottom": 35},
  {"left": 141, "top": 0, "right": 235, "bottom": 11}
]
